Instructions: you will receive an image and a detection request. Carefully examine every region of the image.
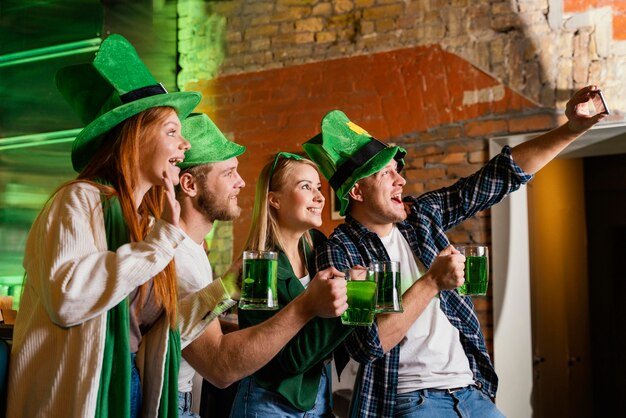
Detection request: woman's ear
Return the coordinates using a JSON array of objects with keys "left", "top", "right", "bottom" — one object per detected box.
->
[
  {"left": 179, "top": 172, "right": 197, "bottom": 197},
  {"left": 268, "top": 191, "right": 280, "bottom": 210}
]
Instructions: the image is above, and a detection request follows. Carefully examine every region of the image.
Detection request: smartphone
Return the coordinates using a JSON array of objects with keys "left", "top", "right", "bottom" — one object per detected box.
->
[{"left": 591, "top": 90, "right": 610, "bottom": 115}]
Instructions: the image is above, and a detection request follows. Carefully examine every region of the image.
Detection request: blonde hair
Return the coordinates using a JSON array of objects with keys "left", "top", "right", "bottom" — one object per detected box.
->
[{"left": 244, "top": 156, "right": 320, "bottom": 252}]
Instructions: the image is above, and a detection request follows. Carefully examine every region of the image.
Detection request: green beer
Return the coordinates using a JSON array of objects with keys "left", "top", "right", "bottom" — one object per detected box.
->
[
  {"left": 239, "top": 251, "right": 279, "bottom": 310},
  {"left": 371, "top": 261, "right": 403, "bottom": 313},
  {"left": 341, "top": 280, "right": 378, "bottom": 326},
  {"left": 376, "top": 271, "right": 403, "bottom": 312},
  {"left": 457, "top": 253, "right": 489, "bottom": 296}
]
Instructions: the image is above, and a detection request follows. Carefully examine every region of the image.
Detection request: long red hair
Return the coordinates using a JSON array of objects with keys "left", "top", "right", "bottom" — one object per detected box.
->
[{"left": 74, "top": 106, "right": 178, "bottom": 327}]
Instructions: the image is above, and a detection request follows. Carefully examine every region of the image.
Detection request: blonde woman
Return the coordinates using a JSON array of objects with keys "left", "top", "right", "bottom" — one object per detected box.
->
[{"left": 230, "top": 153, "right": 354, "bottom": 417}]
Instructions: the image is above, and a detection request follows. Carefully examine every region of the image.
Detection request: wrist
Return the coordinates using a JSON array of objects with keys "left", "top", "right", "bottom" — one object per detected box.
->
[
  {"left": 565, "top": 120, "right": 589, "bottom": 135},
  {"left": 415, "top": 273, "right": 441, "bottom": 296},
  {"left": 291, "top": 291, "right": 316, "bottom": 323}
]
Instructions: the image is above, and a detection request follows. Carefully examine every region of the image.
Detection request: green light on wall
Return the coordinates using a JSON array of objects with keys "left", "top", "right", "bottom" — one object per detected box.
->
[
  {"left": 0, "top": 129, "right": 79, "bottom": 151},
  {"left": 0, "top": 130, "right": 77, "bottom": 310},
  {"left": 0, "top": 38, "right": 101, "bottom": 68},
  {"left": 178, "top": 0, "right": 232, "bottom": 274},
  {"left": 177, "top": 1, "right": 227, "bottom": 86}
]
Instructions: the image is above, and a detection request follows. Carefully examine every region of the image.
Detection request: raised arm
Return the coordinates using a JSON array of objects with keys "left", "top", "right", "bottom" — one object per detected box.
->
[{"left": 511, "top": 85, "right": 606, "bottom": 174}]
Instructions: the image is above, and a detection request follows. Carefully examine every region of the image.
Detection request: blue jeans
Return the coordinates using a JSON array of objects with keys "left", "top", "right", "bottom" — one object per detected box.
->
[
  {"left": 230, "top": 364, "right": 333, "bottom": 417},
  {"left": 130, "top": 353, "right": 142, "bottom": 418},
  {"left": 178, "top": 391, "right": 201, "bottom": 417},
  {"left": 395, "top": 386, "right": 505, "bottom": 418}
]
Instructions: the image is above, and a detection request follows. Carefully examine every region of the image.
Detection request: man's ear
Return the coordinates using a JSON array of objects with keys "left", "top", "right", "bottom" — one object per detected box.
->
[
  {"left": 179, "top": 172, "right": 198, "bottom": 197},
  {"left": 268, "top": 191, "right": 280, "bottom": 210},
  {"left": 348, "top": 183, "right": 364, "bottom": 202}
]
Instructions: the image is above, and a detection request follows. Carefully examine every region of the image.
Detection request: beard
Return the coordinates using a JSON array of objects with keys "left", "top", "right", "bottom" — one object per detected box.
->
[
  {"left": 197, "top": 187, "right": 241, "bottom": 222},
  {"left": 366, "top": 197, "right": 407, "bottom": 225}
]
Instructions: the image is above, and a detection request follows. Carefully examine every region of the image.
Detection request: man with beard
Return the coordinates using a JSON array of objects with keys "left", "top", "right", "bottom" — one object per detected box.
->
[
  {"left": 175, "top": 113, "right": 347, "bottom": 417},
  {"left": 303, "top": 85, "right": 605, "bottom": 418}
]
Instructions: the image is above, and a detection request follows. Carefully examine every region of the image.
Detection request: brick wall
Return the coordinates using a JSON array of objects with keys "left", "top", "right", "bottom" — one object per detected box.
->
[
  {"left": 177, "top": 1, "right": 232, "bottom": 275},
  {"left": 204, "top": 220, "right": 234, "bottom": 278},
  {"left": 180, "top": 0, "right": 626, "bottom": 110},
  {"left": 177, "top": 0, "right": 626, "bottom": 354},
  {"left": 564, "top": 0, "right": 626, "bottom": 40},
  {"left": 185, "top": 44, "right": 552, "bottom": 247},
  {"left": 184, "top": 44, "right": 560, "bottom": 339}
]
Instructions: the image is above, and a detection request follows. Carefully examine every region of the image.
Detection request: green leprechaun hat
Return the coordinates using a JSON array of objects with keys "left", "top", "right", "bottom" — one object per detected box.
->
[
  {"left": 178, "top": 113, "right": 246, "bottom": 169},
  {"left": 55, "top": 34, "right": 201, "bottom": 172},
  {"left": 302, "top": 110, "right": 406, "bottom": 216}
]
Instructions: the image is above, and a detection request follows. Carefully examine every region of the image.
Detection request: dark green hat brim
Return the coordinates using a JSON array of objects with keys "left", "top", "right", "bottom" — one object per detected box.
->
[{"left": 71, "top": 91, "right": 201, "bottom": 172}]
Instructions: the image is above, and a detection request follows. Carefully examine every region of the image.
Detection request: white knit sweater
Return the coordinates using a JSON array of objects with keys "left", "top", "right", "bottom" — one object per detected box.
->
[{"left": 6, "top": 182, "right": 190, "bottom": 417}]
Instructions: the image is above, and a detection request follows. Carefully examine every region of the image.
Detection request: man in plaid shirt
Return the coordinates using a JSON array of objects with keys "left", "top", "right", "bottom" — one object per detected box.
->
[{"left": 303, "top": 86, "right": 605, "bottom": 417}]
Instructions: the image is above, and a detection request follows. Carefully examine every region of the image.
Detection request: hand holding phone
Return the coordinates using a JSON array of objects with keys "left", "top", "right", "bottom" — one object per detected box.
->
[{"left": 591, "top": 90, "right": 610, "bottom": 115}]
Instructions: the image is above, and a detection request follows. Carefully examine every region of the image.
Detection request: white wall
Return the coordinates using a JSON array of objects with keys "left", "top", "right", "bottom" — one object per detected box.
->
[{"left": 489, "top": 122, "right": 626, "bottom": 417}]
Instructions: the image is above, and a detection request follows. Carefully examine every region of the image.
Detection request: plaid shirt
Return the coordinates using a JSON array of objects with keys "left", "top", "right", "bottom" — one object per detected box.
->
[{"left": 316, "top": 146, "right": 533, "bottom": 418}]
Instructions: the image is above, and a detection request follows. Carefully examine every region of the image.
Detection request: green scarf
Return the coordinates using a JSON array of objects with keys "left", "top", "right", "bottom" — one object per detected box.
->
[{"left": 95, "top": 194, "right": 180, "bottom": 417}]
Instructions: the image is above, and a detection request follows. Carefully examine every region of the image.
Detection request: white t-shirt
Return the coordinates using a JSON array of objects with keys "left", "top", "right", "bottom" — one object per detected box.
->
[
  {"left": 379, "top": 226, "right": 475, "bottom": 393},
  {"left": 175, "top": 233, "right": 214, "bottom": 393}
]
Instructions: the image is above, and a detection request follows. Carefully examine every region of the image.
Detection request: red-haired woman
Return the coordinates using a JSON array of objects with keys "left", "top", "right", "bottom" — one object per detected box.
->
[{"left": 7, "top": 35, "right": 205, "bottom": 418}]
